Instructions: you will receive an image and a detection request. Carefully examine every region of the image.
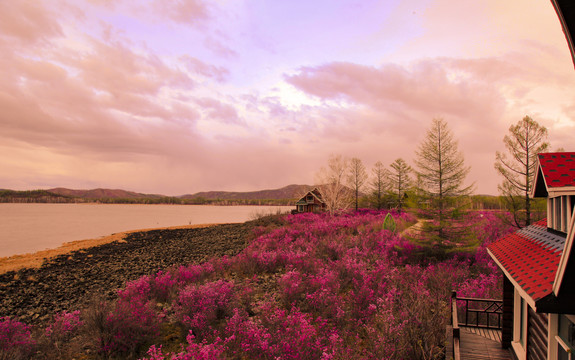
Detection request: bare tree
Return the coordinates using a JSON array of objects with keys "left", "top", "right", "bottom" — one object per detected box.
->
[
  {"left": 495, "top": 116, "right": 549, "bottom": 227},
  {"left": 370, "top": 161, "right": 389, "bottom": 210},
  {"left": 315, "top": 154, "right": 352, "bottom": 214},
  {"left": 347, "top": 157, "right": 368, "bottom": 211},
  {"left": 388, "top": 158, "right": 412, "bottom": 212},
  {"left": 415, "top": 118, "right": 474, "bottom": 241}
]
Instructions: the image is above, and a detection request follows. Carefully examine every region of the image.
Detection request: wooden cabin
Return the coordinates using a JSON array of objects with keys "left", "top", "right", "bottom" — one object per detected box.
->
[
  {"left": 487, "top": 152, "right": 575, "bottom": 360},
  {"left": 293, "top": 188, "right": 326, "bottom": 213}
]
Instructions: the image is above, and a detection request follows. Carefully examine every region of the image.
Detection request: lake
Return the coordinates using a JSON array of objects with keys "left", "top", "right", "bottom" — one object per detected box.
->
[{"left": 0, "top": 204, "right": 291, "bottom": 258}]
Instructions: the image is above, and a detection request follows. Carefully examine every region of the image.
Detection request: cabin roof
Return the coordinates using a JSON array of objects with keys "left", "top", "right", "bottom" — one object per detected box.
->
[
  {"left": 532, "top": 152, "right": 575, "bottom": 197},
  {"left": 487, "top": 219, "right": 566, "bottom": 306}
]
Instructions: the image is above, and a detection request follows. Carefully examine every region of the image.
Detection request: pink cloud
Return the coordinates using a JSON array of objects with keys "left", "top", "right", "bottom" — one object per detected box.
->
[
  {"left": 68, "top": 39, "right": 194, "bottom": 97},
  {"left": 0, "top": 2, "right": 63, "bottom": 44},
  {"left": 195, "top": 98, "right": 242, "bottom": 125},
  {"left": 286, "top": 59, "right": 507, "bottom": 130},
  {"left": 152, "top": 0, "right": 210, "bottom": 24},
  {"left": 180, "top": 55, "right": 230, "bottom": 82},
  {"left": 204, "top": 36, "right": 238, "bottom": 58}
]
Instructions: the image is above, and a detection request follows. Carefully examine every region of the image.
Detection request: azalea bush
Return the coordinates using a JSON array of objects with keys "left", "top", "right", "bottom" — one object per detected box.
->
[
  {"left": 3, "top": 209, "right": 513, "bottom": 359},
  {"left": 0, "top": 317, "right": 35, "bottom": 360}
]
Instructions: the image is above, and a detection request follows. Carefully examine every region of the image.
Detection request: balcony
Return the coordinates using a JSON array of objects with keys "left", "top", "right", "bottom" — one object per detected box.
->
[{"left": 446, "top": 291, "right": 512, "bottom": 360}]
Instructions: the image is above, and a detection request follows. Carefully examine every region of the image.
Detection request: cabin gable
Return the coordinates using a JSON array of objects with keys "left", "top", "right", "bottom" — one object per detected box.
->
[
  {"left": 293, "top": 188, "right": 326, "bottom": 213},
  {"left": 532, "top": 153, "right": 575, "bottom": 234}
]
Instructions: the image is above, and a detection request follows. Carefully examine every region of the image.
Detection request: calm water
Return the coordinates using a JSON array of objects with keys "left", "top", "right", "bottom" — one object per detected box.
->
[{"left": 0, "top": 204, "right": 290, "bottom": 258}]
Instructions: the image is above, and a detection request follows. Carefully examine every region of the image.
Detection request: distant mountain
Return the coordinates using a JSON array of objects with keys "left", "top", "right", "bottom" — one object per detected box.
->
[
  {"left": 1, "top": 185, "right": 316, "bottom": 204},
  {"left": 0, "top": 189, "right": 71, "bottom": 203},
  {"left": 48, "top": 188, "right": 164, "bottom": 199},
  {"left": 180, "top": 184, "right": 315, "bottom": 201}
]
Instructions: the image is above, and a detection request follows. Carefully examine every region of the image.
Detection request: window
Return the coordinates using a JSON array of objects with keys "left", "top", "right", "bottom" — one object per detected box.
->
[
  {"left": 558, "top": 315, "right": 575, "bottom": 360},
  {"left": 562, "top": 196, "right": 568, "bottom": 233},
  {"left": 556, "top": 197, "right": 562, "bottom": 230}
]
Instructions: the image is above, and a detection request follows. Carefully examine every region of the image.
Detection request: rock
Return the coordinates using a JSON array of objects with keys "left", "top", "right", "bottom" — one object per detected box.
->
[{"left": 0, "top": 221, "right": 259, "bottom": 326}]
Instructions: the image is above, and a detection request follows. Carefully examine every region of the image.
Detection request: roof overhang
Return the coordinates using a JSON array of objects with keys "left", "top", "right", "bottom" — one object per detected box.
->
[
  {"left": 551, "top": 0, "right": 575, "bottom": 68},
  {"left": 489, "top": 246, "right": 575, "bottom": 314},
  {"left": 487, "top": 248, "right": 538, "bottom": 310},
  {"left": 547, "top": 186, "right": 575, "bottom": 197}
]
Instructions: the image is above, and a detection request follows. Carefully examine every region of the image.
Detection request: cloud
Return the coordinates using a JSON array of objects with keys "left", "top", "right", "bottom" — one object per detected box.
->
[
  {"left": 195, "top": 98, "right": 242, "bottom": 125},
  {"left": 286, "top": 59, "right": 507, "bottom": 131},
  {"left": 0, "top": 1, "right": 63, "bottom": 45},
  {"left": 204, "top": 36, "right": 238, "bottom": 58},
  {"left": 152, "top": 0, "right": 211, "bottom": 24},
  {"left": 180, "top": 55, "right": 230, "bottom": 82}
]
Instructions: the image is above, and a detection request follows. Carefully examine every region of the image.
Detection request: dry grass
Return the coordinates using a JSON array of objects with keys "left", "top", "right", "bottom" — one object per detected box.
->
[{"left": 0, "top": 223, "right": 221, "bottom": 275}]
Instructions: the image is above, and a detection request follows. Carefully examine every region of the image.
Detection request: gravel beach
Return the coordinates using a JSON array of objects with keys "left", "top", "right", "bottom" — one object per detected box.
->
[{"left": 0, "top": 221, "right": 259, "bottom": 326}]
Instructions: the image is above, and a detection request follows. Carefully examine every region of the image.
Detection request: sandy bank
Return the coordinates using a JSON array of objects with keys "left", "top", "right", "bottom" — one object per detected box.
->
[{"left": 0, "top": 223, "right": 221, "bottom": 275}]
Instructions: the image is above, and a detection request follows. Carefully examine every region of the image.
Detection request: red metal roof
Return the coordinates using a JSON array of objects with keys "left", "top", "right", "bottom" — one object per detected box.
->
[
  {"left": 487, "top": 219, "right": 565, "bottom": 302},
  {"left": 538, "top": 152, "right": 575, "bottom": 188}
]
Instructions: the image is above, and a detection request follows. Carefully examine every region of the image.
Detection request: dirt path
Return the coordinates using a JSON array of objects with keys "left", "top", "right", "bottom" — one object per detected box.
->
[{"left": 400, "top": 219, "right": 429, "bottom": 238}]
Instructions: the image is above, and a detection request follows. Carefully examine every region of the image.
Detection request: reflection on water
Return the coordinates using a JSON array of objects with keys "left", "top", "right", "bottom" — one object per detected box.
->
[{"left": 0, "top": 204, "right": 290, "bottom": 257}]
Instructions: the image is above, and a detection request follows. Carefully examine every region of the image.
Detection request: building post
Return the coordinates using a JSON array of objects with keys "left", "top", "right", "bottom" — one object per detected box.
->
[{"left": 502, "top": 274, "right": 514, "bottom": 348}]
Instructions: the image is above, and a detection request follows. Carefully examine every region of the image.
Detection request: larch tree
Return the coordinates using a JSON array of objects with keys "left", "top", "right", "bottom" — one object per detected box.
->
[
  {"left": 387, "top": 158, "right": 412, "bottom": 212},
  {"left": 415, "top": 118, "right": 474, "bottom": 241},
  {"left": 495, "top": 116, "right": 549, "bottom": 228},
  {"left": 370, "top": 161, "right": 388, "bottom": 210},
  {"left": 315, "top": 154, "right": 352, "bottom": 214},
  {"left": 347, "top": 157, "right": 368, "bottom": 211}
]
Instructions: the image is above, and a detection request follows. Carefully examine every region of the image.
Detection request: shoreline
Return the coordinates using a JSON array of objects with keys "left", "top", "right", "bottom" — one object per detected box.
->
[
  {"left": 0, "top": 223, "right": 224, "bottom": 275},
  {"left": 0, "top": 221, "right": 259, "bottom": 325}
]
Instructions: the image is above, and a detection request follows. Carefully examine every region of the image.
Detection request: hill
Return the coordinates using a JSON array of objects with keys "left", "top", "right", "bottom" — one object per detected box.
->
[
  {"left": 0, "top": 189, "right": 71, "bottom": 203},
  {"left": 180, "top": 184, "right": 315, "bottom": 201},
  {"left": 48, "top": 188, "right": 164, "bottom": 199}
]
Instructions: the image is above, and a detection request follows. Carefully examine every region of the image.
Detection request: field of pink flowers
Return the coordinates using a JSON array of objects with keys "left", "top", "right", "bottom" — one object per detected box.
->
[{"left": 0, "top": 210, "right": 514, "bottom": 360}]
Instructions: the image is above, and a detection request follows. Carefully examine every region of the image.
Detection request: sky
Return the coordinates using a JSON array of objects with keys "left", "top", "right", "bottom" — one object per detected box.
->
[{"left": 2, "top": 0, "right": 575, "bottom": 196}]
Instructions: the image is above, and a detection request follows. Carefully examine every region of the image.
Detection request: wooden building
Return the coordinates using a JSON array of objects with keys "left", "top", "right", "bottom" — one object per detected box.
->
[
  {"left": 487, "top": 152, "right": 575, "bottom": 360},
  {"left": 293, "top": 188, "right": 326, "bottom": 213}
]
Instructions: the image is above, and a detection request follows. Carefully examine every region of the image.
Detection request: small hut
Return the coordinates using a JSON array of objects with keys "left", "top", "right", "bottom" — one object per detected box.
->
[{"left": 293, "top": 188, "right": 326, "bottom": 213}]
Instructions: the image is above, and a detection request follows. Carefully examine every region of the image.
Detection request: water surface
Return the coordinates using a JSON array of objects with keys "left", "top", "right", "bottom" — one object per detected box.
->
[{"left": 0, "top": 204, "right": 289, "bottom": 257}]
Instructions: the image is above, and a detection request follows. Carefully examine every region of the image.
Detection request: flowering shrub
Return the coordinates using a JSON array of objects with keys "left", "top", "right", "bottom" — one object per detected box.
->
[
  {"left": 0, "top": 317, "right": 36, "bottom": 360},
  {"left": 45, "top": 311, "right": 83, "bottom": 340},
  {"left": 7, "top": 209, "right": 514, "bottom": 359},
  {"left": 82, "top": 296, "right": 161, "bottom": 358},
  {"left": 174, "top": 280, "right": 235, "bottom": 337}
]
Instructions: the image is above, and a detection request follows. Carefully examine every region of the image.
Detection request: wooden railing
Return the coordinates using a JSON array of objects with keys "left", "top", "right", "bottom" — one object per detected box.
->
[
  {"left": 450, "top": 291, "right": 461, "bottom": 360},
  {"left": 452, "top": 291, "right": 503, "bottom": 329},
  {"left": 448, "top": 291, "right": 503, "bottom": 360}
]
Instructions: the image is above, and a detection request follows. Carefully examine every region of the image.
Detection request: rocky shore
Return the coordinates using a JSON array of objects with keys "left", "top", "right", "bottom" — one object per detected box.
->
[{"left": 0, "top": 221, "right": 261, "bottom": 326}]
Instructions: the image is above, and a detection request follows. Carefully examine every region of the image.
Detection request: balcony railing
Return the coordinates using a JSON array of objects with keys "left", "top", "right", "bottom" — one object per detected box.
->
[
  {"left": 452, "top": 291, "right": 503, "bottom": 329},
  {"left": 448, "top": 291, "right": 505, "bottom": 360}
]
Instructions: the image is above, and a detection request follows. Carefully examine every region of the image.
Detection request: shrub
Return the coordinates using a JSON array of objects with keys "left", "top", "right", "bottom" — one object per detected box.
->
[
  {"left": 174, "top": 280, "right": 234, "bottom": 338},
  {"left": 0, "top": 317, "right": 35, "bottom": 360},
  {"left": 83, "top": 296, "right": 160, "bottom": 358},
  {"left": 43, "top": 311, "right": 83, "bottom": 357}
]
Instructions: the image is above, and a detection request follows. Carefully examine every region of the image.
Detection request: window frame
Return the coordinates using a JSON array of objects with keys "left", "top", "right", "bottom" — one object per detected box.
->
[{"left": 512, "top": 289, "right": 528, "bottom": 360}]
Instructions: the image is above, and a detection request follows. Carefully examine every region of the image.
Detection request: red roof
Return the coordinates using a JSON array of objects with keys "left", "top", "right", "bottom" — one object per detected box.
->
[
  {"left": 487, "top": 219, "right": 565, "bottom": 302},
  {"left": 538, "top": 152, "right": 575, "bottom": 188}
]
